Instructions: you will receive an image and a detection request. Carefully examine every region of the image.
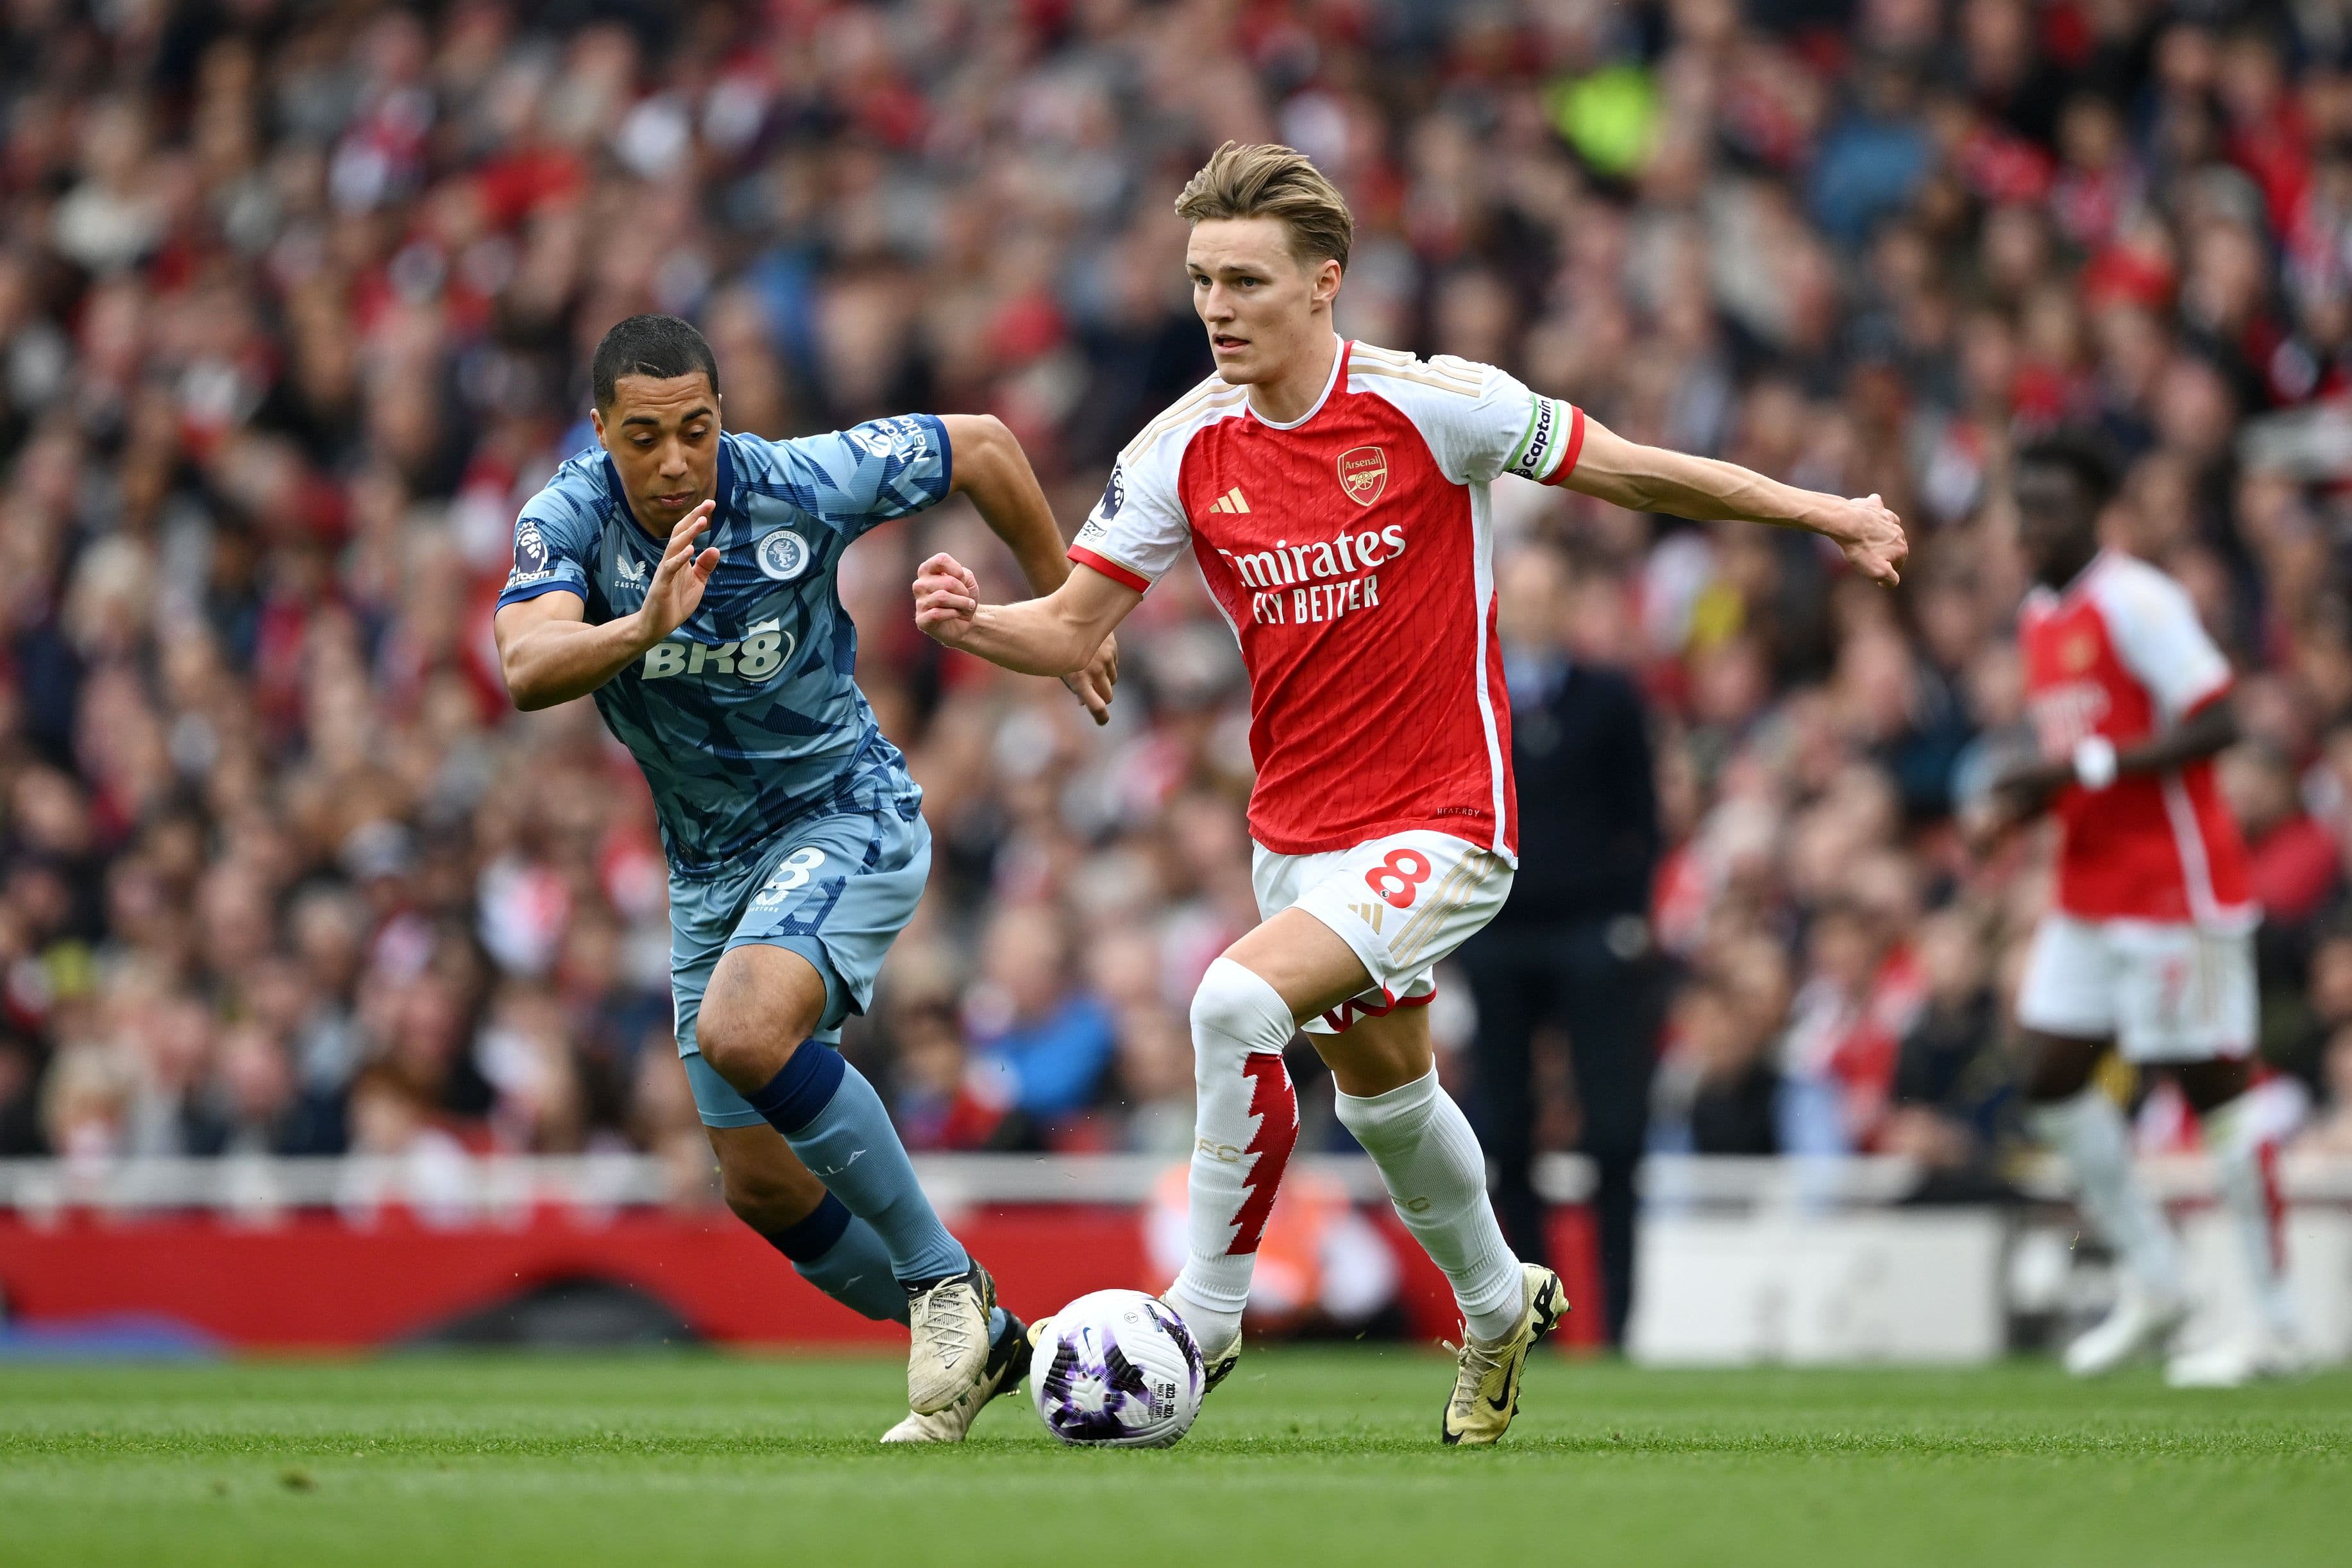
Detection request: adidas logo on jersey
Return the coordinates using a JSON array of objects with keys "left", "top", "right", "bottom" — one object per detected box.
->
[
  {"left": 1349, "top": 901, "right": 1385, "bottom": 934},
  {"left": 1209, "top": 487, "right": 1251, "bottom": 514}
]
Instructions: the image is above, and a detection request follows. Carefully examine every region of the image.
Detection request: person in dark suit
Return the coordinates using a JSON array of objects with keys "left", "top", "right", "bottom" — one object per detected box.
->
[{"left": 1461, "top": 543, "right": 1661, "bottom": 1346}]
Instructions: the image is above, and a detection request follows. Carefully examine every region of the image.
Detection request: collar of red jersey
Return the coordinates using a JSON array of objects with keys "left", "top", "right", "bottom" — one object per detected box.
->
[
  {"left": 2052, "top": 547, "right": 2112, "bottom": 602},
  {"left": 1246, "top": 335, "right": 1348, "bottom": 431}
]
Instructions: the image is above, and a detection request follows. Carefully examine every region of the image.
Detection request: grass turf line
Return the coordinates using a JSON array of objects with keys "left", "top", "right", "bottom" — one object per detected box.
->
[{"left": 1, "top": 1351, "right": 2345, "bottom": 1568}]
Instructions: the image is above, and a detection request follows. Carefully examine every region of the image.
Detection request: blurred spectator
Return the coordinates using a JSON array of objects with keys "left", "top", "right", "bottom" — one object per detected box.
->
[
  {"left": 0, "top": 1034, "right": 44, "bottom": 1156},
  {"left": 196, "top": 1020, "right": 339, "bottom": 1156},
  {"left": 1780, "top": 894, "right": 1926, "bottom": 1154},
  {"left": 2298, "top": 1027, "right": 2352, "bottom": 1156},
  {"left": 2221, "top": 740, "right": 2342, "bottom": 929},
  {"left": 1111, "top": 1004, "right": 1196, "bottom": 1156},
  {"left": 120, "top": 990, "right": 217, "bottom": 1158},
  {"left": 41, "top": 1047, "right": 133, "bottom": 1165},
  {"left": 893, "top": 992, "right": 1018, "bottom": 1152},
  {"left": 1672, "top": 977, "right": 1781, "bottom": 1158},
  {"left": 1881, "top": 907, "right": 2018, "bottom": 1200},
  {"left": 2283, "top": 925, "right": 2352, "bottom": 1095},
  {"left": 339, "top": 1065, "right": 472, "bottom": 1222},
  {"left": 1462, "top": 541, "right": 1660, "bottom": 1345},
  {"left": 625, "top": 1033, "right": 716, "bottom": 1206},
  {"left": 961, "top": 904, "right": 1117, "bottom": 1140}
]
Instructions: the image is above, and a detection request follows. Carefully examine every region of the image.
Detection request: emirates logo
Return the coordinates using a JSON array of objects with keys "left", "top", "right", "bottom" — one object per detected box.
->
[{"left": 1337, "top": 446, "right": 1387, "bottom": 507}]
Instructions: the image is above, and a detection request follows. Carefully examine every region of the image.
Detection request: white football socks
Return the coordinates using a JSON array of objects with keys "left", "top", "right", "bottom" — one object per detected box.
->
[
  {"left": 2201, "top": 1092, "right": 2298, "bottom": 1340},
  {"left": 1335, "top": 1067, "right": 1524, "bottom": 1344},
  {"left": 1167, "top": 957, "right": 1299, "bottom": 1353},
  {"left": 2029, "top": 1087, "right": 2187, "bottom": 1302}
]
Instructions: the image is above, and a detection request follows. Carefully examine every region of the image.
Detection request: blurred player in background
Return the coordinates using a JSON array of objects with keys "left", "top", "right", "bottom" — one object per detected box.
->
[
  {"left": 913, "top": 144, "right": 1907, "bottom": 1443},
  {"left": 493, "top": 314, "right": 1115, "bottom": 1440},
  {"left": 1978, "top": 434, "right": 2304, "bottom": 1387}
]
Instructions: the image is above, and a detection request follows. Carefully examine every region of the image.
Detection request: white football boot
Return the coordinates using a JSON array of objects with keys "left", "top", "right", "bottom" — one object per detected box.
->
[
  {"left": 881, "top": 1310, "right": 1032, "bottom": 1443},
  {"left": 2165, "top": 1329, "right": 2311, "bottom": 1389},
  {"left": 2063, "top": 1283, "right": 2190, "bottom": 1377},
  {"left": 904, "top": 1263, "right": 997, "bottom": 1415}
]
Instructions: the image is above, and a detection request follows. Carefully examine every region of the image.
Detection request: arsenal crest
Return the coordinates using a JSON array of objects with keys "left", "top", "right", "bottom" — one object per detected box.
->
[{"left": 1337, "top": 446, "right": 1387, "bottom": 507}]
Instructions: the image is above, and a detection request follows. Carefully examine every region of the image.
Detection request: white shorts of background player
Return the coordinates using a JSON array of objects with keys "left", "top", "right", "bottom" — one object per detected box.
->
[{"left": 2017, "top": 913, "right": 2257, "bottom": 1063}]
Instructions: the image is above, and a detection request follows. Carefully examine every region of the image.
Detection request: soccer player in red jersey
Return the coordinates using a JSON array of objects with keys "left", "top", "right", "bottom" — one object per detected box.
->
[
  {"left": 913, "top": 144, "right": 1907, "bottom": 1442},
  {"left": 1979, "top": 434, "right": 2303, "bottom": 1387}
]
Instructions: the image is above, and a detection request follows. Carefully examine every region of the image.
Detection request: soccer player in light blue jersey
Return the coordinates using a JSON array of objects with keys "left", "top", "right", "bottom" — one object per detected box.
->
[{"left": 493, "top": 315, "right": 1115, "bottom": 1442}]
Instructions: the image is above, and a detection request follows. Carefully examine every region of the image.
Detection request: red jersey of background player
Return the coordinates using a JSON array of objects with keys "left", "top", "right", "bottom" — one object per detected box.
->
[
  {"left": 1067, "top": 339, "right": 1585, "bottom": 858},
  {"left": 2018, "top": 550, "right": 2254, "bottom": 925}
]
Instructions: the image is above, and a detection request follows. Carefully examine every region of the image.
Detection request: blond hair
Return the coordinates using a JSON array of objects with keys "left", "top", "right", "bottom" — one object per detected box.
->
[{"left": 1174, "top": 142, "right": 1353, "bottom": 272}]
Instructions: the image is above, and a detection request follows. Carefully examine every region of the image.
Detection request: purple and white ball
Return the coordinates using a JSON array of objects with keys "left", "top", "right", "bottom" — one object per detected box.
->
[{"left": 1029, "top": 1290, "right": 1205, "bottom": 1448}]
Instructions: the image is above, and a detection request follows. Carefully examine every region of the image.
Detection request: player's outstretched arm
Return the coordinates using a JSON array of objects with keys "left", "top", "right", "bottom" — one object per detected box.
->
[
  {"left": 911, "top": 554, "right": 1141, "bottom": 720},
  {"left": 938, "top": 414, "right": 1121, "bottom": 724},
  {"left": 1560, "top": 416, "right": 1909, "bottom": 586},
  {"left": 494, "top": 501, "right": 718, "bottom": 711}
]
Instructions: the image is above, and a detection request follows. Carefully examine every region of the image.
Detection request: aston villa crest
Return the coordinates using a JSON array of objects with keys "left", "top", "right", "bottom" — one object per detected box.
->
[
  {"left": 1337, "top": 446, "right": 1387, "bottom": 507},
  {"left": 756, "top": 529, "right": 811, "bottom": 581}
]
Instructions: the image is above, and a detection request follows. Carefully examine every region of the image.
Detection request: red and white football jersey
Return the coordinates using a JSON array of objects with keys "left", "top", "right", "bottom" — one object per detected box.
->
[
  {"left": 2018, "top": 550, "right": 2254, "bottom": 926},
  {"left": 1068, "top": 339, "right": 1586, "bottom": 857}
]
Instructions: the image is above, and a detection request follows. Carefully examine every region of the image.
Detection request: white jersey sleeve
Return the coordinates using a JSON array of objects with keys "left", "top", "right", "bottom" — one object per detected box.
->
[
  {"left": 2090, "top": 555, "right": 2233, "bottom": 719},
  {"left": 1068, "top": 377, "right": 1247, "bottom": 593},
  {"left": 1069, "top": 452, "right": 1187, "bottom": 593},
  {"left": 1346, "top": 346, "right": 1586, "bottom": 487}
]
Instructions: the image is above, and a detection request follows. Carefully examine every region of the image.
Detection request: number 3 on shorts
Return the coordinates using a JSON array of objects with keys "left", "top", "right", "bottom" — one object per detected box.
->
[{"left": 1366, "top": 847, "right": 1432, "bottom": 911}]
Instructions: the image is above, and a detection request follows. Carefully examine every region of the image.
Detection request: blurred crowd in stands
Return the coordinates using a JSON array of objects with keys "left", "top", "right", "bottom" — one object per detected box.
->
[{"left": 7, "top": 0, "right": 2352, "bottom": 1202}]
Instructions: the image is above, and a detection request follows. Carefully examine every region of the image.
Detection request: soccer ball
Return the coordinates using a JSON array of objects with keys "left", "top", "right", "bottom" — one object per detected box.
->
[{"left": 1029, "top": 1290, "right": 1205, "bottom": 1448}]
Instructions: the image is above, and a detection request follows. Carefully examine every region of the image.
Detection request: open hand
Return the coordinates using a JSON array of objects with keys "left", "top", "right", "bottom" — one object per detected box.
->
[
  {"left": 1825, "top": 494, "right": 1909, "bottom": 587},
  {"left": 638, "top": 502, "right": 718, "bottom": 643}
]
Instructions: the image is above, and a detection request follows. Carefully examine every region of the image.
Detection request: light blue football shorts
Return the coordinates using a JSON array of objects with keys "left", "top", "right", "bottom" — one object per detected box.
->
[{"left": 669, "top": 795, "right": 931, "bottom": 1129}]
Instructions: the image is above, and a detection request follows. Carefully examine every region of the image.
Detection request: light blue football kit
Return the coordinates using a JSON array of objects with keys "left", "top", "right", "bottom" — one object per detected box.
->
[{"left": 502, "top": 417, "right": 976, "bottom": 1306}]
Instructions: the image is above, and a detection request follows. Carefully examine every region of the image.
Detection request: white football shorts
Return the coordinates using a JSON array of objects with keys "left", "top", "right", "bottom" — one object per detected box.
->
[
  {"left": 2015, "top": 913, "right": 2256, "bottom": 1063},
  {"left": 1252, "top": 829, "right": 1514, "bottom": 1034}
]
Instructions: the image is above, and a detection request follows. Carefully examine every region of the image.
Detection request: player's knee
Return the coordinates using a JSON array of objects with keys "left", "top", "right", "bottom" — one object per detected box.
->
[
  {"left": 1314, "top": 1032, "right": 1429, "bottom": 1099},
  {"left": 1189, "top": 958, "right": 1293, "bottom": 1061},
  {"left": 697, "top": 956, "right": 824, "bottom": 1089},
  {"left": 697, "top": 997, "right": 814, "bottom": 1091},
  {"left": 694, "top": 1000, "right": 763, "bottom": 1087},
  {"left": 2022, "top": 1033, "right": 2101, "bottom": 1104}
]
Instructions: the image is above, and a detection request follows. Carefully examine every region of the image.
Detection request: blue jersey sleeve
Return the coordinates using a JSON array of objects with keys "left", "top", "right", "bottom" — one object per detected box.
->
[
  {"left": 498, "top": 480, "right": 600, "bottom": 609},
  {"left": 772, "top": 414, "right": 953, "bottom": 540}
]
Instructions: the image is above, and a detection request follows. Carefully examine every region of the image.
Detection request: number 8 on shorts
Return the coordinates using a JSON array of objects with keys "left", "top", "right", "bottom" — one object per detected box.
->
[{"left": 1366, "top": 848, "right": 1433, "bottom": 909}]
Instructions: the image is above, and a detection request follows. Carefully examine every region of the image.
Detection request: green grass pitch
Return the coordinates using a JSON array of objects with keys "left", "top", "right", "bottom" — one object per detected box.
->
[{"left": 1, "top": 1351, "right": 2345, "bottom": 1568}]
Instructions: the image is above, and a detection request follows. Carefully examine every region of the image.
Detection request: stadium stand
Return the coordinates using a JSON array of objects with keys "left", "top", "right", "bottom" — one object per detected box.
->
[{"left": 4, "top": 1, "right": 2352, "bottom": 1356}]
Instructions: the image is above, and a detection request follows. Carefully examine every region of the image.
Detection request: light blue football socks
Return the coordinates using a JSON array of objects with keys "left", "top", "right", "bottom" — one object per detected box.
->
[
  {"left": 764, "top": 1192, "right": 1009, "bottom": 1344},
  {"left": 764, "top": 1192, "right": 908, "bottom": 1322},
  {"left": 747, "top": 1043, "right": 969, "bottom": 1287}
]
